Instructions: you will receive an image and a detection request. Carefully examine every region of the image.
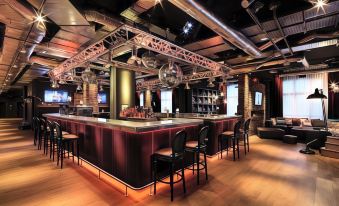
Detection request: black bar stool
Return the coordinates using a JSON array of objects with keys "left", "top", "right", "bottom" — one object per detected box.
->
[
  {"left": 37, "top": 118, "right": 46, "bottom": 151},
  {"left": 54, "top": 122, "right": 80, "bottom": 169},
  {"left": 185, "top": 126, "right": 209, "bottom": 185},
  {"left": 218, "top": 120, "right": 243, "bottom": 161},
  {"left": 243, "top": 118, "right": 251, "bottom": 153},
  {"left": 32, "top": 117, "right": 39, "bottom": 146},
  {"left": 152, "top": 130, "right": 187, "bottom": 202}
]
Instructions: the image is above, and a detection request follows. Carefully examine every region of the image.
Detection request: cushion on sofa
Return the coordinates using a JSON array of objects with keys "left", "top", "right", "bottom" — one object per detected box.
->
[
  {"left": 276, "top": 117, "right": 286, "bottom": 125},
  {"left": 285, "top": 118, "right": 293, "bottom": 125},
  {"left": 301, "top": 119, "right": 312, "bottom": 127},
  {"left": 292, "top": 118, "right": 301, "bottom": 126},
  {"left": 311, "top": 119, "right": 325, "bottom": 128},
  {"left": 271, "top": 118, "right": 277, "bottom": 126}
]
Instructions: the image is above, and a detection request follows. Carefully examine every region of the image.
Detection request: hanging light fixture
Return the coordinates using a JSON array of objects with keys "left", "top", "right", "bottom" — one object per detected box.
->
[
  {"left": 207, "top": 78, "right": 215, "bottom": 88},
  {"left": 99, "top": 85, "right": 104, "bottom": 92},
  {"left": 81, "top": 67, "right": 97, "bottom": 84},
  {"left": 141, "top": 51, "right": 158, "bottom": 68},
  {"left": 59, "top": 77, "right": 66, "bottom": 84},
  {"left": 184, "top": 82, "right": 190, "bottom": 90},
  {"left": 76, "top": 83, "right": 82, "bottom": 91},
  {"left": 158, "top": 59, "right": 183, "bottom": 88},
  {"left": 127, "top": 46, "right": 141, "bottom": 66},
  {"left": 51, "top": 80, "right": 59, "bottom": 88}
]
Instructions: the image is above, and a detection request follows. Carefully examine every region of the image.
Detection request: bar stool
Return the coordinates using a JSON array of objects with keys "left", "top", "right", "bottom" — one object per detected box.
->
[
  {"left": 185, "top": 126, "right": 209, "bottom": 185},
  {"left": 218, "top": 120, "right": 243, "bottom": 161},
  {"left": 32, "top": 117, "right": 39, "bottom": 146},
  {"left": 152, "top": 130, "right": 187, "bottom": 202},
  {"left": 243, "top": 118, "right": 251, "bottom": 153},
  {"left": 37, "top": 118, "right": 46, "bottom": 151},
  {"left": 54, "top": 122, "right": 80, "bottom": 169}
]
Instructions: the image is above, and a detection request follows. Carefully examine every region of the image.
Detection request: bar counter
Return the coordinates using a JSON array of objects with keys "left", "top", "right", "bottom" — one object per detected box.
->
[{"left": 43, "top": 113, "right": 203, "bottom": 189}]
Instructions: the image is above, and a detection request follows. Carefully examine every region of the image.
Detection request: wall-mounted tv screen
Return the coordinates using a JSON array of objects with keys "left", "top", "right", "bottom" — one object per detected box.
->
[
  {"left": 98, "top": 93, "right": 107, "bottom": 104},
  {"left": 254, "top": 92, "right": 262, "bottom": 106},
  {"left": 44, "top": 90, "right": 68, "bottom": 103}
]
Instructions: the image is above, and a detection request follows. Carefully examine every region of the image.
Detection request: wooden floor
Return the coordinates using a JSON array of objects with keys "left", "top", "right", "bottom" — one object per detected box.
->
[{"left": 1, "top": 119, "right": 338, "bottom": 206}]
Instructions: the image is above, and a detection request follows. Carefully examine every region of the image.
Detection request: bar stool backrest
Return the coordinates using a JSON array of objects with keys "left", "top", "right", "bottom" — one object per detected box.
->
[
  {"left": 46, "top": 120, "right": 54, "bottom": 139},
  {"left": 234, "top": 120, "right": 242, "bottom": 137},
  {"left": 199, "top": 126, "right": 209, "bottom": 146},
  {"left": 172, "top": 130, "right": 187, "bottom": 157},
  {"left": 38, "top": 118, "right": 45, "bottom": 134},
  {"left": 244, "top": 118, "right": 251, "bottom": 133},
  {"left": 32, "top": 117, "right": 38, "bottom": 131},
  {"left": 53, "top": 122, "right": 62, "bottom": 140}
]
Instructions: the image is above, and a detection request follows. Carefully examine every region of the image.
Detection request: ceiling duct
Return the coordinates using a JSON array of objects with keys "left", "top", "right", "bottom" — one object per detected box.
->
[
  {"left": 168, "top": 0, "right": 263, "bottom": 58},
  {"left": 29, "top": 56, "right": 59, "bottom": 68},
  {"left": 0, "top": 22, "right": 5, "bottom": 61},
  {"left": 84, "top": 10, "right": 122, "bottom": 31},
  {"left": 5, "top": 0, "right": 46, "bottom": 84},
  {"left": 121, "top": 0, "right": 176, "bottom": 41}
]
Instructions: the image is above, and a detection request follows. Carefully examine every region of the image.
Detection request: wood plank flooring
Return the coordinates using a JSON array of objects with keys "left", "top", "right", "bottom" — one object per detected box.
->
[{"left": 0, "top": 119, "right": 338, "bottom": 206}]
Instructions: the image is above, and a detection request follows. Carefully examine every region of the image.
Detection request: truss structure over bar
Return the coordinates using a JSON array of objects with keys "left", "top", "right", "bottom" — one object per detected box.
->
[
  {"left": 136, "top": 70, "right": 224, "bottom": 90},
  {"left": 49, "top": 24, "right": 229, "bottom": 79}
]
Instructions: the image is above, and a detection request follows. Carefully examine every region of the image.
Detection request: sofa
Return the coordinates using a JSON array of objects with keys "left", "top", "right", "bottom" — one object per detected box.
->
[{"left": 266, "top": 117, "right": 326, "bottom": 132}]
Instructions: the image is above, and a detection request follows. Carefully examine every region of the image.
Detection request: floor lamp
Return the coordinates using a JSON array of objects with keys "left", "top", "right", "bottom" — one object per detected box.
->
[{"left": 299, "top": 88, "right": 327, "bottom": 154}]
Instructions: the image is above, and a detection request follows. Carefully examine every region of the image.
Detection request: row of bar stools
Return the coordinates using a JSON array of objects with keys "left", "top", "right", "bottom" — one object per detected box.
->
[
  {"left": 185, "top": 126, "right": 209, "bottom": 185},
  {"left": 54, "top": 122, "right": 80, "bottom": 169},
  {"left": 152, "top": 127, "right": 210, "bottom": 201},
  {"left": 218, "top": 118, "right": 252, "bottom": 161},
  {"left": 219, "top": 120, "right": 243, "bottom": 161}
]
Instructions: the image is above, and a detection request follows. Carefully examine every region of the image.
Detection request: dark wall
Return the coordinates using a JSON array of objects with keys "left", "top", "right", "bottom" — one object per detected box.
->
[
  {"left": 328, "top": 71, "right": 339, "bottom": 119},
  {"left": 0, "top": 89, "right": 23, "bottom": 118}
]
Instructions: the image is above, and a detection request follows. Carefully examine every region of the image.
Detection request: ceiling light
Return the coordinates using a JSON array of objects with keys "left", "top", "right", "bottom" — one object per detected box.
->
[
  {"left": 76, "top": 84, "right": 82, "bottom": 91},
  {"left": 309, "top": 0, "right": 328, "bottom": 12},
  {"left": 34, "top": 11, "right": 47, "bottom": 27},
  {"left": 207, "top": 78, "right": 215, "bottom": 88},
  {"left": 59, "top": 78, "right": 66, "bottom": 84},
  {"left": 12, "top": 65, "right": 17, "bottom": 68},
  {"left": 269, "top": 70, "right": 278, "bottom": 74},
  {"left": 192, "top": 66, "right": 197, "bottom": 75},
  {"left": 260, "top": 37, "right": 269, "bottom": 41},
  {"left": 50, "top": 80, "right": 59, "bottom": 88},
  {"left": 187, "top": 22, "right": 193, "bottom": 28},
  {"left": 99, "top": 85, "right": 104, "bottom": 92},
  {"left": 20, "top": 48, "right": 26, "bottom": 53},
  {"left": 183, "top": 28, "right": 189, "bottom": 34},
  {"left": 184, "top": 82, "right": 190, "bottom": 90},
  {"left": 8, "top": 73, "right": 13, "bottom": 76}
]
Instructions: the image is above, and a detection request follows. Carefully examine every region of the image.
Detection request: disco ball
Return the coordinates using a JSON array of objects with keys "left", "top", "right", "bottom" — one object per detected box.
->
[
  {"left": 158, "top": 61, "right": 183, "bottom": 88},
  {"left": 81, "top": 68, "right": 97, "bottom": 84},
  {"left": 141, "top": 51, "right": 157, "bottom": 68}
]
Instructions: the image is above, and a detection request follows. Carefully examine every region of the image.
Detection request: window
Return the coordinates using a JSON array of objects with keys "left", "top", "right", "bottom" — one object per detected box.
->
[
  {"left": 139, "top": 92, "right": 144, "bottom": 107},
  {"left": 282, "top": 73, "right": 327, "bottom": 119},
  {"left": 227, "top": 84, "right": 238, "bottom": 115},
  {"left": 161, "top": 89, "right": 172, "bottom": 113}
]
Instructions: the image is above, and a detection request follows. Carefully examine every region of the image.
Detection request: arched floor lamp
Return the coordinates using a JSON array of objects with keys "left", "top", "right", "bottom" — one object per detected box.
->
[{"left": 299, "top": 88, "right": 327, "bottom": 154}]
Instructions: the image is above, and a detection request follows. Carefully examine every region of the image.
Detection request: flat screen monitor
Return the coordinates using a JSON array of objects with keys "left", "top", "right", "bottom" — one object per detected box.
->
[
  {"left": 44, "top": 90, "right": 68, "bottom": 103},
  {"left": 254, "top": 92, "right": 262, "bottom": 106},
  {"left": 98, "top": 93, "right": 107, "bottom": 104}
]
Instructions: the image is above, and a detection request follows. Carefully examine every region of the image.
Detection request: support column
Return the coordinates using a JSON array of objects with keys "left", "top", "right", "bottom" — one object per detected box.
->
[
  {"left": 238, "top": 74, "right": 251, "bottom": 119},
  {"left": 110, "top": 67, "right": 135, "bottom": 119}
]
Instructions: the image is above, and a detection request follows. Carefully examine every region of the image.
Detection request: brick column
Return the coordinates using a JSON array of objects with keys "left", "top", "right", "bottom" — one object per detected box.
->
[
  {"left": 238, "top": 74, "right": 251, "bottom": 119},
  {"left": 82, "top": 83, "right": 99, "bottom": 113}
]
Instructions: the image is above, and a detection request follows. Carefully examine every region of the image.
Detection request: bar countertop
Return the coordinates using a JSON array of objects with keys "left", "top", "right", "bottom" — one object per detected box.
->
[
  {"left": 179, "top": 114, "right": 241, "bottom": 121},
  {"left": 43, "top": 113, "right": 203, "bottom": 132}
]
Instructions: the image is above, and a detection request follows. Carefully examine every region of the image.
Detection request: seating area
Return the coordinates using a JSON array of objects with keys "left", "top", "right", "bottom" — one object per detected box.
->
[{"left": 32, "top": 116, "right": 80, "bottom": 169}]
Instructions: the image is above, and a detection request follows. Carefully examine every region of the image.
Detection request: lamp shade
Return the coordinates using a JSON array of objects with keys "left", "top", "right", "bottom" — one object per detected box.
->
[{"left": 307, "top": 88, "right": 327, "bottom": 99}]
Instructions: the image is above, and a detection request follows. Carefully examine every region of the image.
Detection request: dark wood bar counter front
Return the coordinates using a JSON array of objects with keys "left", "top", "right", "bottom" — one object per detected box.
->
[{"left": 44, "top": 113, "right": 203, "bottom": 189}]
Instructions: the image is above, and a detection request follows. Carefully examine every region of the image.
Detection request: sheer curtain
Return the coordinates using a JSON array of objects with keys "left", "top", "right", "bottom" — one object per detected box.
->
[
  {"left": 282, "top": 73, "right": 328, "bottom": 119},
  {"left": 139, "top": 92, "right": 144, "bottom": 107},
  {"left": 161, "top": 89, "right": 172, "bottom": 113},
  {"left": 227, "top": 83, "right": 238, "bottom": 115}
]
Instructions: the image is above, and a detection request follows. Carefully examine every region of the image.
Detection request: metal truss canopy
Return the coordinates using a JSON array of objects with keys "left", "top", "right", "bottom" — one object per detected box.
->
[
  {"left": 49, "top": 24, "right": 228, "bottom": 79},
  {"left": 136, "top": 70, "right": 224, "bottom": 90}
]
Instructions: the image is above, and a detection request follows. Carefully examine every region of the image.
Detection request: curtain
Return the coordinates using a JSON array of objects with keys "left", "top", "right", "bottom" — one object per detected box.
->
[
  {"left": 227, "top": 83, "right": 238, "bottom": 115},
  {"left": 161, "top": 89, "right": 172, "bottom": 113},
  {"left": 282, "top": 73, "right": 328, "bottom": 119},
  {"left": 139, "top": 92, "right": 144, "bottom": 107},
  {"left": 273, "top": 75, "right": 283, "bottom": 117}
]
